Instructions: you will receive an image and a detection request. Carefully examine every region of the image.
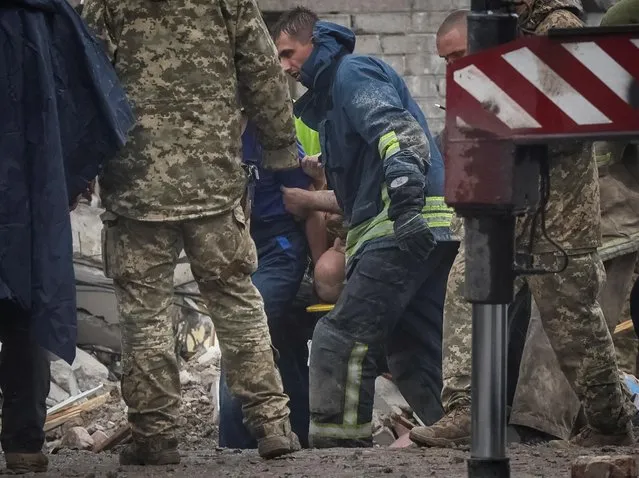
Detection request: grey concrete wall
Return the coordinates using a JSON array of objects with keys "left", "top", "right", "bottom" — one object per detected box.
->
[
  {"left": 258, "top": 0, "right": 472, "bottom": 132},
  {"left": 259, "top": 0, "right": 618, "bottom": 133}
]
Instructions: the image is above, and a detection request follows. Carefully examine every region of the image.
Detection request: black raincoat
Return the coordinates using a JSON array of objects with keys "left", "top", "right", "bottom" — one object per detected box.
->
[{"left": 0, "top": 0, "right": 134, "bottom": 363}]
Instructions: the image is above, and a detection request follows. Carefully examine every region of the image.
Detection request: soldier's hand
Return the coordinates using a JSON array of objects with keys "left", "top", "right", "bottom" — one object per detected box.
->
[
  {"left": 281, "top": 186, "right": 310, "bottom": 218},
  {"left": 394, "top": 212, "right": 436, "bottom": 262}
]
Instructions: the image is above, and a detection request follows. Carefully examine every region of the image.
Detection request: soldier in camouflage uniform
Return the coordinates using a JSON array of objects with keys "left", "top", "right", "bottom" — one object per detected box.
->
[
  {"left": 411, "top": 0, "right": 635, "bottom": 449},
  {"left": 81, "top": 0, "right": 301, "bottom": 464}
]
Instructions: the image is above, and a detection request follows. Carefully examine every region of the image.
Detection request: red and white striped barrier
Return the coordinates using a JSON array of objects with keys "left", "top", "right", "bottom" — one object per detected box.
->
[{"left": 446, "top": 27, "right": 639, "bottom": 142}]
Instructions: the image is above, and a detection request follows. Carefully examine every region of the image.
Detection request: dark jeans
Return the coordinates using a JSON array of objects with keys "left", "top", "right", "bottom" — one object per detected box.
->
[
  {"left": 309, "top": 242, "right": 458, "bottom": 448},
  {"left": 218, "top": 220, "right": 310, "bottom": 448},
  {"left": 0, "top": 299, "right": 50, "bottom": 453}
]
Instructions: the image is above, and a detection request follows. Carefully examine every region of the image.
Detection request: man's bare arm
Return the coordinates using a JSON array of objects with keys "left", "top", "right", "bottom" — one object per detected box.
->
[
  {"left": 281, "top": 187, "right": 343, "bottom": 216},
  {"left": 307, "top": 190, "right": 342, "bottom": 214}
]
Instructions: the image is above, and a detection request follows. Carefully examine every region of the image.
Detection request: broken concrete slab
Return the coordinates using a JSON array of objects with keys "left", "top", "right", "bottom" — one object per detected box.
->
[
  {"left": 72, "top": 348, "right": 109, "bottom": 391},
  {"left": 47, "top": 382, "right": 71, "bottom": 407},
  {"left": 50, "top": 359, "right": 80, "bottom": 396},
  {"left": 373, "top": 376, "right": 410, "bottom": 417}
]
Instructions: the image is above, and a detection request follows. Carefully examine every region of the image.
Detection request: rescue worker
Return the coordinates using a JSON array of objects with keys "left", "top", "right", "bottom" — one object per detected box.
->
[
  {"left": 217, "top": 115, "right": 325, "bottom": 449},
  {"left": 410, "top": 0, "right": 635, "bottom": 449},
  {"left": 272, "top": 7, "right": 458, "bottom": 447},
  {"left": 81, "top": 0, "right": 301, "bottom": 464}
]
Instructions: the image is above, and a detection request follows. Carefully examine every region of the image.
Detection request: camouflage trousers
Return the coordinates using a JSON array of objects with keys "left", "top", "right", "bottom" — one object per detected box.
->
[
  {"left": 102, "top": 205, "right": 291, "bottom": 441},
  {"left": 442, "top": 242, "right": 632, "bottom": 435},
  {"left": 510, "top": 251, "right": 639, "bottom": 440}
]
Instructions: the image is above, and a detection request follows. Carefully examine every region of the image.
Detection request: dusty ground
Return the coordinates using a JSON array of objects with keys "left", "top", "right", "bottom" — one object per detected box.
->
[{"left": 1, "top": 443, "right": 637, "bottom": 477}]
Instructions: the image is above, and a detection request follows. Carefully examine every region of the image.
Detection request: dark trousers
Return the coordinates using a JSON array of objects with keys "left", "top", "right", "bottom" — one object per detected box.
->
[
  {"left": 218, "top": 220, "right": 310, "bottom": 448},
  {"left": 0, "top": 299, "right": 50, "bottom": 453},
  {"left": 309, "top": 242, "right": 458, "bottom": 448}
]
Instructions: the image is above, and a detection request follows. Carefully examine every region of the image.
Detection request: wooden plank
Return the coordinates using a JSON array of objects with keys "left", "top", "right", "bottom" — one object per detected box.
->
[
  {"left": 93, "top": 425, "right": 132, "bottom": 453},
  {"left": 615, "top": 320, "right": 634, "bottom": 334},
  {"left": 47, "top": 384, "right": 104, "bottom": 416},
  {"left": 45, "top": 393, "right": 110, "bottom": 432}
]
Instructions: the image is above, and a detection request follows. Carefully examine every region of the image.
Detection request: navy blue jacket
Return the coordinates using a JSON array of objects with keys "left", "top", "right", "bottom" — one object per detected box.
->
[
  {"left": 0, "top": 0, "right": 134, "bottom": 363},
  {"left": 241, "top": 121, "right": 311, "bottom": 224},
  {"left": 294, "top": 22, "right": 452, "bottom": 258}
]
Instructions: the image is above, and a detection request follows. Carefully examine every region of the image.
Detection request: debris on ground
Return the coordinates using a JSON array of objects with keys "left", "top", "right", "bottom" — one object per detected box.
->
[
  {"left": 371, "top": 375, "right": 421, "bottom": 448},
  {"left": 571, "top": 455, "right": 638, "bottom": 478}
]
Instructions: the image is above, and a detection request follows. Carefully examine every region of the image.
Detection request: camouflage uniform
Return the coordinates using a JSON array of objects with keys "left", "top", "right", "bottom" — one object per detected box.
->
[
  {"left": 411, "top": 0, "right": 634, "bottom": 448},
  {"left": 82, "top": 0, "right": 300, "bottom": 461}
]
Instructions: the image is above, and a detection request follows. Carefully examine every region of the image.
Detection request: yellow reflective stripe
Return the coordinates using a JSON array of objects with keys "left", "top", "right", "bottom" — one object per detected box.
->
[
  {"left": 343, "top": 343, "right": 368, "bottom": 426},
  {"left": 345, "top": 193, "right": 454, "bottom": 258},
  {"left": 424, "top": 196, "right": 450, "bottom": 209},
  {"left": 596, "top": 152, "right": 612, "bottom": 167},
  {"left": 309, "top": 422, "right": 373, "bottom": 439},
  {"left": 345, "top": 213, "right": 454, "bottom": 257},
  {"left": 378, "top": 131, "right": 400, "bottom": 160}
]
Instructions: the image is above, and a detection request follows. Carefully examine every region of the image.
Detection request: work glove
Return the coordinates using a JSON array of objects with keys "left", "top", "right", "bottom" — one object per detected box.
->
[{"left": 394, "top": 212, "right": 436, "bottom": 262}]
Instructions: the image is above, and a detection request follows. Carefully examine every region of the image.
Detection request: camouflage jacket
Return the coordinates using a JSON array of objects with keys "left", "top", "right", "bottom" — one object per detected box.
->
[
  {"left": 82, "top": 0, "right": 298, "bottom": 221},
  {"left": 515, "top": 0, "right": 602, "bottom": 254}
]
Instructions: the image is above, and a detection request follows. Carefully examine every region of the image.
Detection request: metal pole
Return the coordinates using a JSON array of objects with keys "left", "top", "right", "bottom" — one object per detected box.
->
[
  {"left": 461, "top": 5, "right": 519, "bottom": 477},
  {"left": 471, "top": 304, "right": 508, "bottom": 461},
  {"left": 463, "top": 213, "right": 515, "bottom": 478}
]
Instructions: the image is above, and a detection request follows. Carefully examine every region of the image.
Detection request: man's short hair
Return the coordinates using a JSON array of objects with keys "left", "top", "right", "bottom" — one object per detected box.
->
[
  {"left": 271, "top": 6, "right": 319, "bottom": 43},
  {"left": 437, "top": 9, "right": 469, "bottom": 38}
]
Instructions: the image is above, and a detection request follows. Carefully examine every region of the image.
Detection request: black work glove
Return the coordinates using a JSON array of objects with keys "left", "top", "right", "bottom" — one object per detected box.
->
[{"left": 394, "top": 212, "right": 436, "bottom": 262}]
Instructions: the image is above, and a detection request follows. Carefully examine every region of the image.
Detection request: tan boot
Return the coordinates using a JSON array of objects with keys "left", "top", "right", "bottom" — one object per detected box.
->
[
  {"left": 410, "top": 405, "right": 471, "bottom": 448},
  {"left": 4, "top": 452, "right": 48, "bottom": 474},
  {"left": 256, "top": 420, "right": 301, "bottom": 459},
  {"left": 119, "top": 437, "right": 181, "bottom": 466},
  {"left": 569, "top": 422, "right": 635, "bottom": 447}
]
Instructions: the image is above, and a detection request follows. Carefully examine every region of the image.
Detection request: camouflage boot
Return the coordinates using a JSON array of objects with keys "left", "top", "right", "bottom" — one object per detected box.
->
[
  {"left": 570, "top": 421, "right": 635, "bottom": 447},
  {"left": 409, "top": 405, "right": 471, "bottom": 448},
  {"left": 4, "top": 452, "right": 48, "bottom": 474},
  {"left": 119, "top": 437, "right": 181, "bottom": 466},
  {"left": 256, "top": 420, "right": 301, "bottom": 459}
]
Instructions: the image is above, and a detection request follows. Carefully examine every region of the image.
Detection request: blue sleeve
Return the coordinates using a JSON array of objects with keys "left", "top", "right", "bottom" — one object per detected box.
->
[
  {"left": 276, "top": 167, "right": 312, "bottom": 189},
  {"left": 241, "top": 121, "right": 262, "bottom": 165},
  {"left": 335, "top": 58, "right": 430, "bottom": 220}
]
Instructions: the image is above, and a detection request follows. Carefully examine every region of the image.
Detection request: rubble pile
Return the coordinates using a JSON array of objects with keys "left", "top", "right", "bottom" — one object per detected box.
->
[{"left": 45, "top": 343, "right": 222, "bottom": 454}]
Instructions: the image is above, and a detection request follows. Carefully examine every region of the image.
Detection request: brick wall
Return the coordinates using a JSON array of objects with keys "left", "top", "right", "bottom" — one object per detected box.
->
[
  {"left": 258, "top": 0, "right": 614, "bottom": 134},
  {"left": 258, "top": 0, "right": 472, "bottom": 133}
]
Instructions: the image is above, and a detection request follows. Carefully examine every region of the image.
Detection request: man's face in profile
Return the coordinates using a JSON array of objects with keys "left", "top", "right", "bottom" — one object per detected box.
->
[{"left": 275, "top": 33, "right": 314, "bottom": 82}]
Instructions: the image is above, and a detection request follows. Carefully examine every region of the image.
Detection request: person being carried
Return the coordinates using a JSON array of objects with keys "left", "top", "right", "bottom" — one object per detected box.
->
[{"left": 217, "top": 114, "right": 326, "bottom": 449}]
